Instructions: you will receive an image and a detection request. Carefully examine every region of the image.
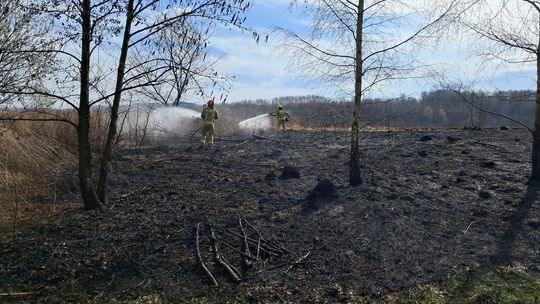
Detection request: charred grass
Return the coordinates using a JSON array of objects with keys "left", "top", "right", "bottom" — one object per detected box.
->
[
  {"left": 1, "top": 128, "right": 539, "bottom": 303},
  {"left": 76, "top": 266, "right": 540, "bottom": 304}
]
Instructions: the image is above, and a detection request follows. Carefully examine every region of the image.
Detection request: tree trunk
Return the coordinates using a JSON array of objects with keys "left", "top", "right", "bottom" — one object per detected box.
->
[
  {"left": 97, "top": 0, "right": 135, "bottom": 203},
  {"left": 79, "top": 0, "right": 102, "bottom": 210},
  {"left": 349, "top": 0, "right": 364, "bottom": 187},
  {"left": 78, "top": 106, "right": 102, "bottom": 210},
  {"left": 531, "top": 44, "right": 540, "bottom": 181},
  {"left": 532, "top": 130, "right": 540, "bottom": 180}
]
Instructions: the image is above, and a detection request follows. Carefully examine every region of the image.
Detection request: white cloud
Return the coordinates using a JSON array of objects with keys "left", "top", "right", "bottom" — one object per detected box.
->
[
  {"left": 209, "top": 30, "right": 327, "bottom": 101},
  {"left": 211, "top": 35, "right": 287, "bottom": 79}
]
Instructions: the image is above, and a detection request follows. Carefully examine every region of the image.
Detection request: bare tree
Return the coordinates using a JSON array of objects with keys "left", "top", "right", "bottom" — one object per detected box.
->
[
  {"left": 135, "top": 22, "right": 232, "bottom": 107},
  {"left": 0, "top": 0, "right": 55, "bottom": 104},
  {"left": 441, "top": 83, "right": 534, "bottom": 131},
  {"left": 456, "top": 0, "right": 540, "bottom": 180},
  {"left": 277, "top": 0, "right": 460, "bottom": 186},
  {"left": 96, "top": 0, "right": 253, "bottom": 204},
  {"left": 469, "top": 93, "right": 488, "bottom": 129},
  {"left": 0, "top": 0, "right": 253, "bottom": 209}
]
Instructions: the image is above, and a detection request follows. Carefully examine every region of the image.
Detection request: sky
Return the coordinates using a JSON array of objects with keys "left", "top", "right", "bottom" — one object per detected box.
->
[
  {"left": 208, "top": 0, "right": 537, "bottom": 103},
  {"left": 208, "top": 1, "right": 315, "bottom": 102}
]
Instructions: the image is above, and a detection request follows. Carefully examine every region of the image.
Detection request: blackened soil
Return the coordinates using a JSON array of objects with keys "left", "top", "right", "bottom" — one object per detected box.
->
[{"left": 1, "top": 129, "right": 540, "bottom": 303}]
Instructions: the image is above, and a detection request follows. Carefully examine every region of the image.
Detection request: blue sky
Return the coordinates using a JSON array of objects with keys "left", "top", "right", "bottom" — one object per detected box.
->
[
  {"left": 209, "top": 0, "right": 316, "bottom": 102},
  {"left": 209, "top": 0, "right": 537, "bottom": 102}
]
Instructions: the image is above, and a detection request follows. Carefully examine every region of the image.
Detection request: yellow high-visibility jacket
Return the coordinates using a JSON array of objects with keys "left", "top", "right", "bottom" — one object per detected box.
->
[
  {"left": 201, "top": 107, "right": 218, "bottom": 125},
  {"left": 276, "top": 109, "right": 290, "bottom": 121}
]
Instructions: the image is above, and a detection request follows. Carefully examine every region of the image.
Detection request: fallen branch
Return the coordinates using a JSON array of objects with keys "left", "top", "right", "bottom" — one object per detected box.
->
[
  {"left": 222, "top": 255, "right": 242, "bottom": 280},
  {"left": 244, "top": 219, "right": 289, "bottom": 254},
  {"left": 0, "top": 292, "right": 34, "bottom": 297},
  {"left": 285, "top": 251, "right": 311, "bottom": 273},
  {"left": 211, "top": 228, "right": 242, "bottom": 283},
  {"left": 120, "top": 186, "right": 148, "bottom": 198},
  {"left": 238, "top": 217, "right": 253, "bottom": 268},
  {"left": 243, "top": 218, "right": 266, "bottom": 241},
  {"left": 196, "top": 223, "right": 218, "bottom": 287},
  {"left": 212, "top": 225, "right": 282, "bottom": 256},
  {"left": 256, "top": 261, "right": 312, "bottom": 274},
  {"left": 209, "top": 234, "right": 259, "bottom": 261},
  {"left": 233, "top": 139, "right": 253, "bottom": 148},
  {"left": 270, "top": 234, "right": 291, "bottom": 254}
]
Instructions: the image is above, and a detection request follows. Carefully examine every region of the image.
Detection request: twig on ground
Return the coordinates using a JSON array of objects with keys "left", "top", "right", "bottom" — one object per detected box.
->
[
  {"left": 108, "top": 274, "right": 115, "bottom": 287},
  {"left": 256, "top": 238, "right": 261, "bottom": 260},
  {"left": 222, "top": 255, "right": 242, "bottom": 279},
  {"left": 212, "top": 225, "right": 282, "bottom": 256},
  {"left": 243, "top": 218, "right": 265, "bottom": 240},
  {"left": 285, "top": 251, "right": 311, "bottom": 273},
  {"left": 209, "top": 234, "right": 259, "bottom": 260},
  {"left": 238, "top": 217, "right": 253, "bottom": 268},
  {"left": 464, "top": 221, "right": 475, "bottom": 234},
  {"left": 270, "top": 234, "right": 291, "bottom": 254},
  {"left": 120, "top": 186, "right": 148, "bottom": 198},
  {"left": 0, "top": 292, "right": 34, "bottom": 297},
  {"left": 233, "top": 139, "right": 253, "bottom": 149},
  {"left": 256, "top": 261, "right": 312, "bottom": 274},
  {"left": 196, "top": 223, "right": 218, "bottom": 287},
  {"left": 211, "top": 228, "right": 242, "bottom": 283},
  {"left": 244, "top": 219, "right": 287, "bottom": 254}
]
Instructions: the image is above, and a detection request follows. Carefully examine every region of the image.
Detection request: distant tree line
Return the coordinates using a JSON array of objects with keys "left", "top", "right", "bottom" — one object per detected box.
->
[{"left": 226, "top": 90, "right": 535, "bottom": 129}]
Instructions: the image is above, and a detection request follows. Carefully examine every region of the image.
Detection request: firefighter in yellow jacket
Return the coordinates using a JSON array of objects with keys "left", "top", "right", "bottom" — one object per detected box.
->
[
  {"left": 200, "top": 99, "right": 218, "bottom": 145},
  {"left": 270, "top": 104, "right": 291, "bottom": 132}
]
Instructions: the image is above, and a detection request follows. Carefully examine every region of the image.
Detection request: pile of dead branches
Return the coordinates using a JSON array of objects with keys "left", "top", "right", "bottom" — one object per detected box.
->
[{"left": 195, "top": 217, "right": 311, "bottom": 286}]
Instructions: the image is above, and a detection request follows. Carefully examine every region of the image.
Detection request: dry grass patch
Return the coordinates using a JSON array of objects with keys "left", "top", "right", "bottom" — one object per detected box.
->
[{"left": 0, "top": 123, "right": 78, "bottom": 225}]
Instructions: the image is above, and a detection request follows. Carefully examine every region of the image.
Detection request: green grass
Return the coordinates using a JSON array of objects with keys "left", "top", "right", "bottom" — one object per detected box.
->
[{"left": 387, "top": 266, "right": 540, "bottom": 304}]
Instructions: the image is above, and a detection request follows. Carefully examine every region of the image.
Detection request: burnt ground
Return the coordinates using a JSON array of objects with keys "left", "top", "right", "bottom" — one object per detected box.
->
[{"left": 1, "top": 129, "right": 540, "bottom": 303}]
